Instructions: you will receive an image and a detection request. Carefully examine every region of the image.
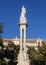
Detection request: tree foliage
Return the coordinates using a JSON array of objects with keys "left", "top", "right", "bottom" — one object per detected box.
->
[{"left": 29, "top": 42, "right": 46, "bottom": 65}]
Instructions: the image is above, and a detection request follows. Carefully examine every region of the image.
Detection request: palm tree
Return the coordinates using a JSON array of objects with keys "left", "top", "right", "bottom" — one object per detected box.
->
[
  {"left": 0, "top": 23, "right": 5, "bottom": 65},
  {"left": 0, "top": 23, "right": 3, "bottom": 34},
  {"left": 0, "top": 23, "right": 3, "bottom": 47}
]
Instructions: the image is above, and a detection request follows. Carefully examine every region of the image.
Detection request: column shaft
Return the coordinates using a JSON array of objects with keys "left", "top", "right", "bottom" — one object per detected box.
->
[
  {"left": 24, "top": 27, "right": 26, "bottom": 59},
  {"left": 20, "top": 28, "right": 22, "bottom": 52}
]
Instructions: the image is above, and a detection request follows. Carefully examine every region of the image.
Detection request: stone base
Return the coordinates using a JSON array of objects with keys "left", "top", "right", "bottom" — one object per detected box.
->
[
  {"left": 17, "top": 51, "right": 29, "bottom": 65},
  {"left": 17, "top": 60, "right": 29, "bottom": 65}
]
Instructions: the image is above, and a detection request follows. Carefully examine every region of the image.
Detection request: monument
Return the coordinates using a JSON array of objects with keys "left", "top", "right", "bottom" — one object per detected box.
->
[{"left": 17, "top": 6, "right": 29, "bottom": 65}]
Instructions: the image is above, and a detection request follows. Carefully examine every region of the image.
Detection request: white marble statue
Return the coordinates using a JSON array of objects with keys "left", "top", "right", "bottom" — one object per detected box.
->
[{"left": 20, "top": 6, "right": 27, "bottom": 23}]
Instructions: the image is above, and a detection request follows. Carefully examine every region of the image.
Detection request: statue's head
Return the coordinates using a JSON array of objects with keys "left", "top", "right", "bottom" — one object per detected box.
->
[{"left": 22, "top": 6, "right": 26, "bottom": 15}]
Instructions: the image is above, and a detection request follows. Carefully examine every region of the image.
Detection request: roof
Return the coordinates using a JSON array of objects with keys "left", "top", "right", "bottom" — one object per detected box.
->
[
  {"left": 3, "top": 39, "right": 12, "bottom": 43},
  {"left": 26, "top": 40, "right": 37, "bottom": 43},
  {"left": 3, "top": 39, "right": 37, "bottom": 43}
]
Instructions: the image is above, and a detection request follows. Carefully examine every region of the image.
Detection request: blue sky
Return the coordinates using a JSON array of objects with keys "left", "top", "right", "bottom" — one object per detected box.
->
[{"left": 0, "top": 0, "right": 46, "bottom": 40}]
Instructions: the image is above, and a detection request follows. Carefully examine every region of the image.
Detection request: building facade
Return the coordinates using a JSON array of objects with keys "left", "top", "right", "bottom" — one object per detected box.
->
[{"left": 3, "top": 37, "right": 43, "bottom": 48}]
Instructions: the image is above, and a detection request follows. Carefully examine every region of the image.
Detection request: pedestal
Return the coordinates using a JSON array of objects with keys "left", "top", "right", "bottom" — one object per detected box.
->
[{"left": 17, "top": 51, "right": 29, "bottom": 65}]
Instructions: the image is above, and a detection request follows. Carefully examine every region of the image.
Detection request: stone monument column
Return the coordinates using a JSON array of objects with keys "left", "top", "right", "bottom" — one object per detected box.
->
[{"left": 17, "top": 6, "right": 29, "bottom": 65}]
